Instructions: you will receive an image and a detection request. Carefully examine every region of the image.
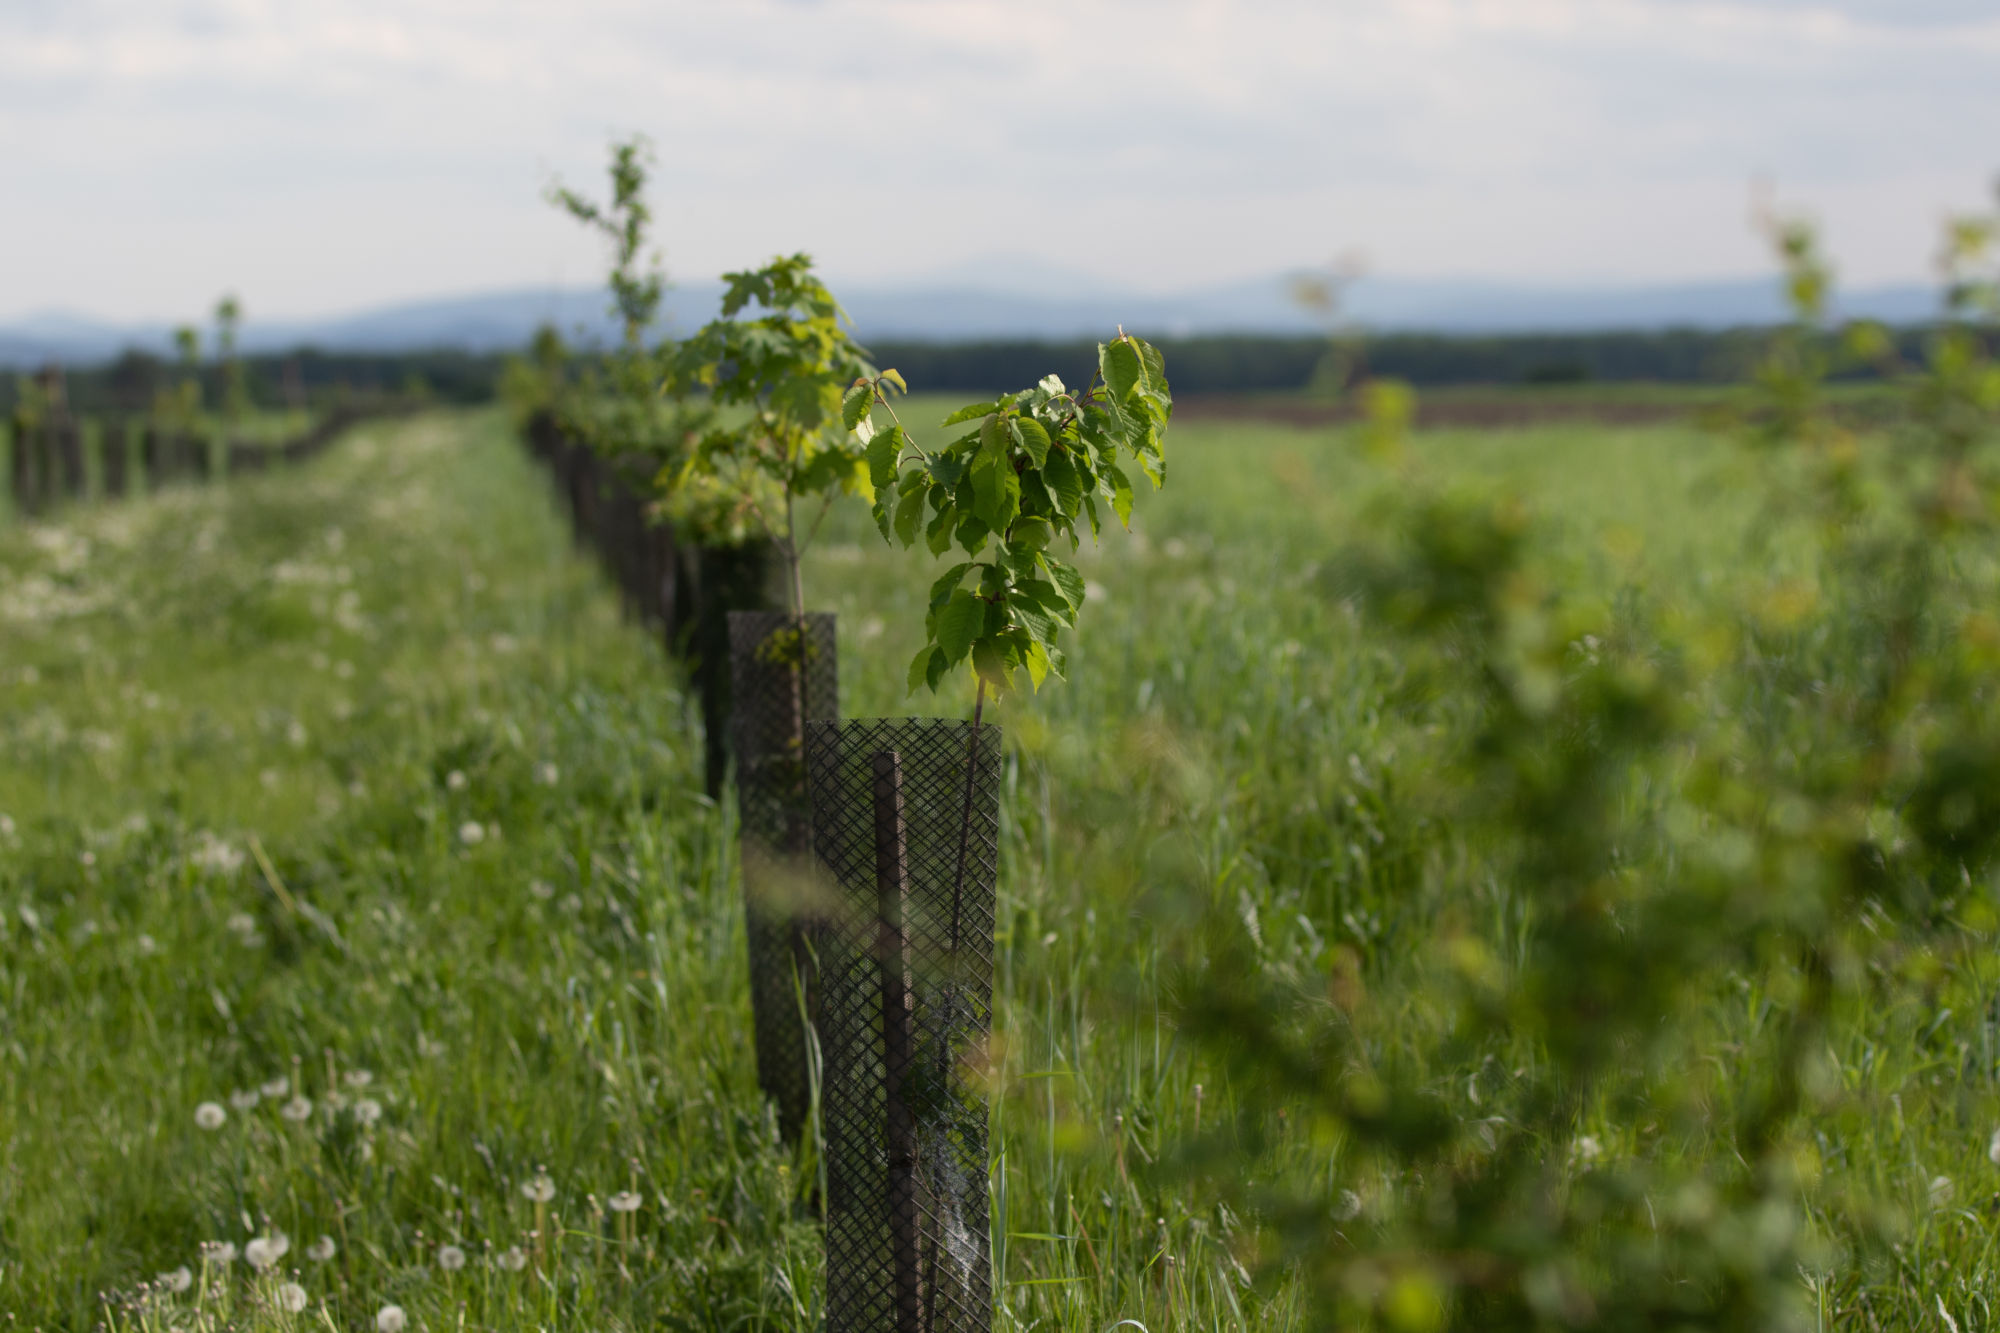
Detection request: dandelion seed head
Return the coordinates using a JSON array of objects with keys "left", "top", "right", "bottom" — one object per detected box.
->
[
  {"left": 437, "top": 1244, "right": 466, "bottom": 1271},
  {"left": 1569, "top": 1135, "right": 1603, "bottom": 1167},
  {"left": 306, "top": 1235, "right": 337, "bottom": 1262},
  {"left": 529, "top": 879, "right": 555, "bottom": 900},
  {"left": 229, "top": 1089, "right": 259, "bottom": 1111},
  {"left": 522, "top": 1174, "right": 555, "bottom": 1203},
  {"left": 324, "top": 1090, "right": 349, "bottom": 1112},
  {"left": 261, "top": 1075, "right": 290, "bottom": 1098},
  {"left": 136, "top": 934, "right": 157, "bottom": 956},
  {"left": 276, "top": 1281, "right": 309, "bottom": 1313},
  {"left": 1987, "top": 1127, "right": 2000, "bottom": 1166},
  {"left": 226, "top": 912, "right": 256, "bottom": 935},
  {"left": 1930, "top": 1174, "right": 1955, "bottom": 1207},
  {"left": 158, "top": 1266, "right": 193, "bottom": 1293},
  {"left": 497, "top": 1246, "right": 528, "bottom": 1272},
  {"left": 281, "top": 1096, "right": 313, "bottom": 1122},
  {"left": 445, "top": 769, "right": 467, "bottom": 791},
  {"left": 458, "top": 821, "right": 485, "bottom": 846},
  {"left": 344, "top": 1068, "right": 373, "bottom": 1088},
  {"left": 354, "top": 1098, "right": 383, "bottom": 1127},
  {"left": 608, "top": 1190, "right": 642, "bottom": 1213},
  {"left": 194, "top": 1101, "right": 227, "bottom": 1130},
  {"left": 376, "top": 1304, "right": 408, "bottom": 1333},
  {"left": 534, "top": 762, "right": 559, "bottom": 786},
  {"left": 199, "top": 1240, "right": 237, "bottom": 1265},
  {"left": 244, "top": 1234, "right": 289, "bottom": 1270}
]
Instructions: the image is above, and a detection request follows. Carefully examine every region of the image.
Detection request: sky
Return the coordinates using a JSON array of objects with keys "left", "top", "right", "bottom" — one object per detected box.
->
[{"left": 2, "top": 0, "right": 1997, "bottom": 322}]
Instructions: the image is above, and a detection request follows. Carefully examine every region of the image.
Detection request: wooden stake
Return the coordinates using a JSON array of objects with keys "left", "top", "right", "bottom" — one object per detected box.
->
[{"left": 873, "top": 750, "right": 924, "bottom": 1333}]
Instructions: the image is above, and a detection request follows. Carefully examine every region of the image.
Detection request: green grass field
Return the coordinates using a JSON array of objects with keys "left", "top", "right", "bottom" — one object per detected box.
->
[{"left": 2, "top": 404, "right": 1993, "bottom": 1330}]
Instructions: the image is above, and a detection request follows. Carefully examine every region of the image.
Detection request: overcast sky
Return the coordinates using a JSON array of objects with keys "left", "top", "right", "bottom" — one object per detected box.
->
[{"left": 3, "top": 0, "right": 1996, "bottom": 322}]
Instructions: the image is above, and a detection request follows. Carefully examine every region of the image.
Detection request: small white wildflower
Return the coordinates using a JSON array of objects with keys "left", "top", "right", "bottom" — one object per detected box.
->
[
  {"left": 1570, "top": 1135, "right": 1603, "bottom": 1167},
  {"left": 158, "top": 1266, "right": 193, "bottom": 1293},
  {"left": 1334, "top": 1189, "right": 1362, "bottom": 1221},
  {"left": 1930, "top": 1174, "right": 1955, "bottom": 1208},
  {"left": 226, "top": 912, "right": 257, "bottom": 935},
  {"left": 445, "top": 769, "right": 467, "bottom": 791},
  {"left": 286, "top": 720, "right": 309, "bottom": 747},
  {"left": 306, "top": 1235, "right": 337, "bottom": 1262},
  {"left": 276, "top": 1281, "right": 309, "bottom": 1313},
  {"left": 437, "top": 1244, "right": 466, "bottom": 1271},
  {"left": 229, "top": 1089, "right": 260, "bottom": 1111},
  {"left": 529, "top": 879, "right": 555, "bottom": 901},
  {"left": 79, "top": 849, "right": 96, "bottom": 867},
  {"left": 559, "top": 893, "right": 583, "bottom": 914},
  {"left": 354, "top": 1098, "right": 383, "bottom": 1127},
  {"left": 0, "top": 814, "right": 14, "bottom": 839},
  {"left": 195, "top": 1102, "right": 228, "bottom": 1130},
  {"left": 376, "top": 1305, "right": 408, "bottom": 1333},
  {"left": 261, "top": 1075, "right": 290, "bottom": 1098},
  {"left": 344, "top": 1068, "right": 373, "bottom": 1088},
  {"left": 1988, "top": 1127, "right": 2000, "bottom": 1166},
  {"left": 199, "top": 1240, "right": 237, "bottom": 1265},
  {"left": 608, "top": 1190, "right": 642, "bottom": 1213},
  {"left": 282, "top": 1095, "right": 313, "bottom": 1122},
  {"left": 244, "top": 1233, "right": 290, "bottom": 1270},
  {"left": 458, "top": 821, "right": 485, "bottom": 846},
  {"left": 136, "top": 934, "right": 158, "bottom": 956},
  {"left": 534, "top": 762, "right": 559, "bottom": 786},
  {"left": 497, "top": 1245, "right": 528, "bottom": 1272},
  {"left": 522, "top": 1174, "right": 555, "bottom": 1203}
]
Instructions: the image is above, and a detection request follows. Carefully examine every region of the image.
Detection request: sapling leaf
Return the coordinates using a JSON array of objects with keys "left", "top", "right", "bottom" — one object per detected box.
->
[
  {"left": 1015, "top": 418, "right": 1052, "bottom": 468},
  {"left": 943, "top": 399, "right": 1006, "bottom": 427},
  {"left": 867, "top": 424, "right": 904, "bottom": 489},
  {"left": 1011, "top": 597, "right": 1061, "bottom": 647},
  {"left": 894, "top": 487, "right": 926, "bottom": 547},
  {"left": 1045, "top": 558, "right": 1087, "bottom": 615},
  {"left": 907, "top": 645, "right": 941, "bottom": 695},
  {"left": 929, "top": 562, "right": 975, "bottom": 609},
  {"left": 971, "top": 637, "right": 1012, "bottom": 691},
  {"left": 880, "top": 368, "right": 907, "bottom": 393},
  {"left": 1012, "top": 517, "right": 1053, "bottom": 550},
  {"left": 1043, "top": 449, "right": 1084, "bottom": 516},
  {"left": 844, "top": 384, "right": 876, "bottom": 429},
  {"left": 1023, "top": 640, "right": 1052, "bottom": 689},
  {"left": 926, "top": 504, "right": 958, "bottom": 556},
  {"left": 1106, "top": 463, "right": 1136, "bottom": 527},
  {"left": 1102, "top": 338, "right": 1143, "bottom": 403},
  {"left": 925, "top": 642, "right": 952, "bottom": 691},
  {"left": 936, "top": 590, "right": 984, "bottom": 662}
]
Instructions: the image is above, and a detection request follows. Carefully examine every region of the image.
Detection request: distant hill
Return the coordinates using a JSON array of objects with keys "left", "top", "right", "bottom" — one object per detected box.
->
[{"left": 0, "top": 271, "right": 1944, "bottom": 369}]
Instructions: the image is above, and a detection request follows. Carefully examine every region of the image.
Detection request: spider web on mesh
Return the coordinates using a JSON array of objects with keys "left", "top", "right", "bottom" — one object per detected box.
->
[
  {"left": 807, "top": 717, "right": 1002, "bottom": 1333},
  {"left": 731, "top": 611, "right": 840, "bottom": 1145}
]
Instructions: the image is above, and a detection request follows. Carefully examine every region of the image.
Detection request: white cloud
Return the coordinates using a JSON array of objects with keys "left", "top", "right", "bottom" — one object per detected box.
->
[{"left": 1, "top": 0, "right": 1995, "bottom": 320}]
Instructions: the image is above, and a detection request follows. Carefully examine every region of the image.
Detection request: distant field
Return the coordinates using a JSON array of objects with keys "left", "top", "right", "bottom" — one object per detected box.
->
[{"left": 0, "top": 405, "right": 1986, "bottom": 1330}]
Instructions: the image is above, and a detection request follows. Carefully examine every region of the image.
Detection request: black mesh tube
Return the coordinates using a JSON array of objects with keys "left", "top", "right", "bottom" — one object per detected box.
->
[
  {"left": 730, "top": 610, "right": 840, "bottom": 1145},
  {"left": 807, "top": 717, "right": 1002, "bottom": 1333}
]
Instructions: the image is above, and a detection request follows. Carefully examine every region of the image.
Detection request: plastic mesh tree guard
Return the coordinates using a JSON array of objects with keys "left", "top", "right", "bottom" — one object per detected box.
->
[
  {"left": 729, "top": 610, "right": 840, "bottom": 1145},
  {"left": 806, "top": 716, "right": 1003, "bottom": 1333}
]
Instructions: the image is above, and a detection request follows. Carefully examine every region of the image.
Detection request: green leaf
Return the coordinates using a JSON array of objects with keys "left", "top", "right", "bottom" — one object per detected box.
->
[
  {"left": 1045, "top": 558, "right": 1086, "bottom": 615},
  {"left": 1010, "top": 597, "right": 1061, "bottom": 647},
  {"left": 907, "top": 645, "right": 941, "bottom": 695},
  {"left": 926, "top": 504, "right": 958, "bottom": 556},
  {"left": 1014, "top": 417, "right": 1052, "bottom": 468},
  {"left": 880, "top": 368, "right": 907, "bottom": 393},
  {"left": 942, "top": 399, "right": 1005, "bottom": 427},
  {"left": 979, "top": 413, "right": 1010, "bottom": 466},
  {"left": 972, "top": 637, "right": 1012, "bottom": 693},
  {"left": 871, "top": 495, "right": 892, "bottom": 542},
  {"left": 1102, "top": 337, "right": 1143, "bottom": 403},
  {"left": 1016, "top": 577, "right": 1075, "bottom": 625},
  {"left": 1011, "top": 516, "right": 1052, "bottom": 550},
  {"left": 1042, "top": 449, "right": 1084, "bottom": 516},
  {"left": 893, "top": 486, "right": 926, "bottom": 547},
  {"left": 971, "top": 448, "right": 1020, "bottom": 534},
  {"left": 936, "top": 590, "right": 984, "bottom": 663},
  {"left": 1023, "top": 640, "right": 1052, "bottom": 690},
  {"left": 866, "top": 424, "right": 904, "bottom": 489},
  {"left": 925, "top": 643, "right": 952, "bottom": 691},
  {"left": 1106, "top": 463, "right": 1135, "bottom": 527},
  {"left": 928, "top": 562, "right": 975, "bottom": 609}
]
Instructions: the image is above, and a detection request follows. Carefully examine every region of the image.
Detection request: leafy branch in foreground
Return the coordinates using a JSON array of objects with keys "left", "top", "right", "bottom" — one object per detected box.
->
[{"left": 850, "top": 332, "right": 1172, "bottom": 697}]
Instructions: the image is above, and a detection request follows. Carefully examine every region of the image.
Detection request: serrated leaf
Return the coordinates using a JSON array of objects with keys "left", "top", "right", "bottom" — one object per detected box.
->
[
  {"left": 1010, "top": 596, "right": 1061, "bottom": 647},
  {"left": 972, "top": 637, "right": 1012, "bottom": 693},
  {"left": 928, "top": 562, "right": 975, "bottom": 609},
  {"left": 1014, "top": 417, "right": 1052, "bottom": 468},
  {"left": 881, "top": 368, "right": 907, "bottom": 393},
  {"left": 936, "top": 590, "right": 984, "bottom": 662},
  {"left": 1045, "top": 559, "right": 1086, "bottom": 614},
  {"left": 1011, "top": 516, "right": 1052, "bottom": 550},
  {"left": 925, "top": 643, "right": 952, "bottom": 691},
  {"left": 1102, "top": 337, "right": 1143, "bottom": 403},
  {"left": 1022, "top": 640, "right": 1051, "bottom": 690},
  {"left": 908, "top": 645, "right": 941, "bottom": 695},
  {"left": 1016, "top": 577, "right": 1075, "bottom": 626},
  {"left": 871, "top": 495, "right": 892, "bottom": 541},
  {"left": 1042, "top": 448, "right": 1083, "bottom": 516},
  {"left": 1106, "top": 463, "right": 1135, "bottom": 527},
  {"left": 925, "top": 502, "right": 958, "bottom": 555},
  {"left": 894, "top": 486, "right": 926, "bottom": 547},
  {"left": 866, "top": 424, "right": 903, "bottom": 489},
  {"left": 943, "top": 399, "right": 1005, "bottom": 427},
  {"left": 971, "top": 448, "right": 1019, "bottom": 534}
]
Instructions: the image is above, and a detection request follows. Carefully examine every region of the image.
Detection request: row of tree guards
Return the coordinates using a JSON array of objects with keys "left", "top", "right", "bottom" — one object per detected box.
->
[
  {"left": 4, "top": 382, "right": 409, "bottom": 518},
  {"left": 521, "top": 410, "right": 1005, "bottom": 1332}
]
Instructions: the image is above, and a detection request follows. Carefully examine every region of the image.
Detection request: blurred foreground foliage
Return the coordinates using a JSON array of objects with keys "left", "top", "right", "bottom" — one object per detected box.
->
[{"left": 1154, "top": 211, "right": 2000, "bottom": 1328}]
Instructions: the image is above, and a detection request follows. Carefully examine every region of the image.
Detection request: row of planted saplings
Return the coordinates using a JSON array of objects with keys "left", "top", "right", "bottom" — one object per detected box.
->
[
  {"left": 4, "top": 403, "right": 402, "bottom": 519},
  {"left": 523, "top": 253, "right": 1173, "bottom": 1331}
]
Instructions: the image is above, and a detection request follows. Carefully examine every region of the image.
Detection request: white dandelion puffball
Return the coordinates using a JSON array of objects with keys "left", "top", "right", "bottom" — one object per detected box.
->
[
  {"left": 458, "top": 821, "right": 485, "bottom": 846},
  {"left": 276, "top": 1282, "right": 309, "bottom": 1313},
  {"left": 535, "top": 761, "right": 559, "bottom": 786},
  {"left": 522, "top": 1174, "right": 555, "bottom": 1203},
  {"left": 344, "top": 1068, "right": 374, "bottom": 1088},
  {"left": 229, "top": 1088, "right": 260, "bottom": 1111},
  {"left": 608, "top": 1191, "right": 642, "bottom": 1213},
  {"left": 437, "top": 1244, "right": 466, "bottom": 1272},
  {"left": 226, "top": 911, "right": 257, "bottom": 934},
  {"left": 445, "top": 769, "right": 467, "bottom": 791},
  {"left": 306, "top": 1235, "right": 337, "bottom": 1262},
  {"left": 1988, "top": 1128, "right": 2000, "bottom": 1166},
  {"left": 282, "top": 1095, "right": 313, "bottom": 1122},
  {"left": 194, "top": 1101, "right": 228, "bottom": 1130},
  {"left": 244, "top": 1233, "right": 290, "bottom": 1270},
  {"left": 1569, "top": 1135, "right": 1603, "bottom": 1167},
  {"left": 376, "top": 1305, "right": 408, "bottom": 1333},
  {"left": 158, "top": 1266, "right": 193, "bottom": 1293},
  {"left": 199, "top": 1240, "right": 238, "bottom": 1265},
  {"left": 529, "top": 879, "right": 555, "bottom": 900},
  {"left": 497, "top": 1246, "right": 528, "bottom": 1272},
  {"left": 324, "top": 1090, "right": 349, "bottom": 1112},
  {"left": 261, "top": 1075, "right": 290, "bottom": 1098},
  {"left": 1930, "top": 1174, "right": 1955, "bottom": 1207},
  {"left": 354, "top": 1098, "right": 383, "bottom": 1127}
]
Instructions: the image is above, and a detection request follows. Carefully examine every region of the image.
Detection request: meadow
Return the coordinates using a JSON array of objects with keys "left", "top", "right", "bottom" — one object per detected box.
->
[{"left": 2, "top": 393, "right": 1995, "bottom": 1331}]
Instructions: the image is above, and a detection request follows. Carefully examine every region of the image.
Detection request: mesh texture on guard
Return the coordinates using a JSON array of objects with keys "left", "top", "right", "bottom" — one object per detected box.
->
[
  {"left": 729, "top": 611, "right": 840, "bottom": 1145},
  {"left": 806, "top": 716, "right": 1002, "bottom": 1333}
]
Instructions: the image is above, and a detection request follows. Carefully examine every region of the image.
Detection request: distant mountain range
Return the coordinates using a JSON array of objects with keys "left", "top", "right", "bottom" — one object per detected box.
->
[{"left": 0, "top": 270, "right": 1945, "bottom": 368}]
